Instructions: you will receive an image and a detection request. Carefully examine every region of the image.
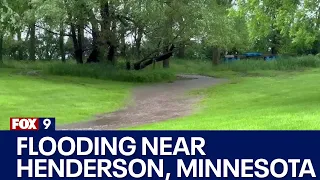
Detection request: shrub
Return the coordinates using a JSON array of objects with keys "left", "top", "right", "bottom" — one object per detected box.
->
[{"left": 45, "top": 63, "right": 176, "bottom": 83}]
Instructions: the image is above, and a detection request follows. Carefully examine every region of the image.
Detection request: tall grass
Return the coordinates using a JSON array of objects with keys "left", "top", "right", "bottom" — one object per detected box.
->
[
  {"left": 2, "top": 55, "right": 320, "bottom": 82},
  {"left": 214, "top": 56, "right": 320, "bottom": 72},
  {"left": 46, "top": 63, "right": 176, "bottom": 83},
  {"left": 2, "top": 59, "right": 176, "bottom": 83}
]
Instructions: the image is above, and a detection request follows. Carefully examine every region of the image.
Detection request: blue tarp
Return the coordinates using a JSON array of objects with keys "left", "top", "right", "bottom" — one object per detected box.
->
[
  {"left": 244, "top": 52, "right": 262, "bottom": 57},
  {"left": 223, "top": 53, "right": 277, "bottom": 63}
]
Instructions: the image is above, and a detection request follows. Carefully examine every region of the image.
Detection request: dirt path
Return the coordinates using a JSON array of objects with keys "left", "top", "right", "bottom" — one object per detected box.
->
[{"left": 57, "top": 75, "right": 225, "bottom": 130}]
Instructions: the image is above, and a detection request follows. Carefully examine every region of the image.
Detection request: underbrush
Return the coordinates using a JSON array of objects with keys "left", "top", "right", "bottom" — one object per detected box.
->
[
  {"left": 2, "top": 55, "right": 320, "bottom": 82},
  {"left": 1, "top": 60, "right": 176, "bottom": 83},
  {"left": 169, "top": 56, "right": 320, "bottom": 77},
  {"left": 46, "top": 63, "right": 176, "bottom": 83}
]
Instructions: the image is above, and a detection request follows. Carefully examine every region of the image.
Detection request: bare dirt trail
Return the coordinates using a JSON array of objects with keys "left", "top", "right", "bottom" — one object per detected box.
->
[{"left": 57, "top": 75, "right": 226, "bottom": 130}]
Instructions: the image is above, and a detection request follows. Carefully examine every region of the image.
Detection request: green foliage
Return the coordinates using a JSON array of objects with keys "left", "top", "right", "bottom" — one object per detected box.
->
[
  {"left": 233, "top": 0, "right": 320, "bottom": 54},
  {"left": 128, "top": 0, "right": 243, "bottom": 51},
  {"left": 0, "top": 0, "right": 20, "bottom": 32},
  {"left": 287, "top": 0, "right": 320, "bottom": 50},
  {"left": 2, "top": 0, "right": 320, "bottom": 62}
]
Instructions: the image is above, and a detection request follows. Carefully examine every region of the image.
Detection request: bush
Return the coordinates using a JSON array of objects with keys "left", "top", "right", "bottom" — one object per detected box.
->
[
  {"left": 45, "top": 63, "right": 176, "bottom": 83},
  {"left": 1, "top": 60, "right": 176, "bottom": 83}
]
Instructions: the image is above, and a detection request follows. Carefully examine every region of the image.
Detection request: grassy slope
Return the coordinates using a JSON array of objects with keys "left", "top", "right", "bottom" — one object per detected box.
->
[
  {"left": 0, "top": 69, "right": 133, "bottom": 130},
  {"left": 131, "top": 69, "right": 320, "bottom": 130}
]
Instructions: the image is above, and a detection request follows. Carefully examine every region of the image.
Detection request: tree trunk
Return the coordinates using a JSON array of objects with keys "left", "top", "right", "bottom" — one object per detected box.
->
[
  {"left": 107, "top": 45, "right": 116, "bottom": 64},
  {"left": 87, "top": 9, "right": 101, "bottom": 63},
  {"left": 29, "top": 23, "right": 36, "bottom": 60},
  {"left": 162, "top": 45, "right": 171, "bottom": 68},
  {"left": 0, "top": 33, "right": 3, "bottom": 61},
  {"left": 271, "top": 32, "right": 278, "bottom": 55},
  {"left": 163, "top": 58, "right": 170, "bottom": 68},
  {"left": 107, "top": 19, "right": 117, "bottom": 65},
  {"left": 44, "top": 31, "right": 52, "bottom": 60},
  {"left": 17, "top": 31, "right": 23, "bottom": 60},
  {"left": 120, "top": 35, "right": 126, "bottom": 57},
  {"left": 163, "top": 1, "right": 174, "bottom": 68},
  {"left": 70, "top": 24, "right": 83, "bottom": 64},
  {"left": 77, "top": 25, "right": 84, "bottom": 64},
  {"left": 65, "top": 0, "right": 82, "bottom": 63},
  {"left": 270, "top": 25, "right": 280, "bottom": 55},
  {"left": 100, "top": 1, "right": 112, "bottom": 63},
  {"left": 132, "top": 44, "right": 175, "bottom": 70},
  {"left": 135, "top": 27, "right": 143, "bottom": 59},
  {"left": 59, "top": 23, "right": 65, "bottom": 62},
  {"left": 212, "top": 46, "right": 220, "bottom": 65},
  {"left": 99, "top": 1, "right": 119, "bottom": 64},
  {"left": 87, "top": 27, "right": 100, "bottom": 63},
  {"left": 177, "top": 43, "right": 185, "bottom": 58},
  {"left": 271, "top": 47, "right": 277, "bottom": 55},
  {"left": 120, "top": 25, "right": 126, "bottom": 57}
]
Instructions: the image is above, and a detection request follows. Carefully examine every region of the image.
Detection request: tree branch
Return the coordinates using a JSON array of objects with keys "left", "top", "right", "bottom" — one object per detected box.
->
[{"left": 35, "top": 25, "right": 72, "bottom": 37}]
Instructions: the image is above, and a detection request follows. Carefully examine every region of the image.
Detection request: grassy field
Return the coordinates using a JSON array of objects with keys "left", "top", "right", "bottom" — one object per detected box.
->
[
  {"left": 0, "top": 68, "right": 133, "bottom": 130},
  {"left": 1, "top": 56, "right": 320, "bottom": 130},
  {"left": 132, "top": 69, "right": 320, "bottom": 130}
]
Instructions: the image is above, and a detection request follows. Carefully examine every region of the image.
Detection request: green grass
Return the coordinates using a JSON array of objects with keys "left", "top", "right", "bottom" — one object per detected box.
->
[
  {"left": 0, "top": 68, "right": 133, "bottom": 130},
  {"left": 130, "top": 69, "right": 320, "bottom": 130}
]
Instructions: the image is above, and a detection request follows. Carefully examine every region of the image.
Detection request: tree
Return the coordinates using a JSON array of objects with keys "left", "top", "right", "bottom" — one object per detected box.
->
[
  {"left": 233, "top": 0, "right": 284, "bottom": 54},
  {"left": 1, "top": 0, "right": 247, "bottom": 67},
  {"left": 285, "top": 0, "right": 320, "bottom": 54},
  {"left": 233, "top": 0, "right": 320, "bottom": 55},
  {"left": 1, "top": 0, "right": 20, "bottom": 61},
  {"left": 126, "top": 0, "right": 244, "bottom": 68}
]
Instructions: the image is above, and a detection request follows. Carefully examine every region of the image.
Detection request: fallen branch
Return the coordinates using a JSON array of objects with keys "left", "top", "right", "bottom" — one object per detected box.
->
[{"left": 130, "top": 44, "right": 176, "bottom": 70}]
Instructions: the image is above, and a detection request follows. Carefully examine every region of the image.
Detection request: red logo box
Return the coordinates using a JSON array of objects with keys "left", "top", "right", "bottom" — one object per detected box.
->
[{"left": 10, "top": 118, "right": 39, "bottom": 131}]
